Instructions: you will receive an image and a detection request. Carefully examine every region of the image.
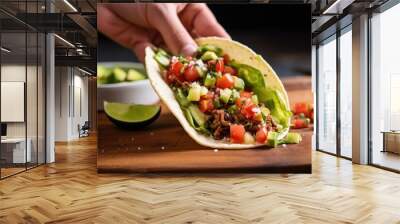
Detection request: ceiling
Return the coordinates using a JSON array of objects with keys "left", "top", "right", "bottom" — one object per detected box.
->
[
  {"left": 0, "top": 0, "right": 97, "bottom": 73},
  {"left": 1, "top": 0, "right": 392, "bottom": 73}
]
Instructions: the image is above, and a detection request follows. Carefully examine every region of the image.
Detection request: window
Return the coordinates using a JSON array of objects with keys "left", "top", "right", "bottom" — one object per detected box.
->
[
  {"left": 317, "top": 35, "right": 337, "bottom": 154},
  {"left": 0, "top": 1, "right": 46, "bottom": 179},
  {"left": 370, "top": 2, "right": 400, "bottom": 171},
  {"left": 316, "top": 25, "right": 353, "bottom": 159},
  {"left": 339, "top": 28, "right": 352, "bottom": 158}
]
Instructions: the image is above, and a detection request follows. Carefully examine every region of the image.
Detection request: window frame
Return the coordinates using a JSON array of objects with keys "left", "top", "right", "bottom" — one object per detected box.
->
[
  {"left": 315, "top": 23, "right": 353, "bottom": 161},
  {"left": 0, "top": 0, "right": 47, "bottom": 180}
]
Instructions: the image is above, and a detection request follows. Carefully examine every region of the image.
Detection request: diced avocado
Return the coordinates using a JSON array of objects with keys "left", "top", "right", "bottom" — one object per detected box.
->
[
  {"left": 175, "top": 88, "right": 190, "bottom": 108},
  {"left": 113, "top": 67, "right": 127, "bottom": 82},
  {"left": 233, "top": 76, "right": 245, "bottom": 90},
  {"left": 200, "top": 86, "right": 208, "bottom": 96},
  {"left": 267, "top": 131, "right": 278, "bottom": 147},
  {"left": 98, "top": 65, "right": 112, "bottom": 79},
  {"left": 213, "top": 99, "right": 222, "bottom": 109},
  {"left": 157, "top": 48, "right": 169, "bottom": 57},
  {"left": 228, "top": 89, "right": 240, "bottom": 104},
  {"left": 187, "top": 84, "right": 201, "bottom": 101},
  {"left": 261, "top": 106, "right": 270, "bottom": 117},
  {"left": 227, "top": 105, "right": 237, "bottom": 114},
  {"left": 126, "top": 69, "right": 146, "bottom": 81},
  {"left": 231, "top": 89, "right": 240, "bottom": 100},
  {"left": 98, "top": 70, "right": 111, "bottom": 84},
  {"left": 280, "top": 132, "right": 302, "bottom": 144},
  {"left": 97, "top": 79, "right": 106, "bottom": 85},
  {"left": 201, "top": 51, "right": 218, "bottom": 61},
  {"left": 154, "top": 49, "right": 170, "bottom": 67},
  {"left": 251, "top": 95, "right": 259, "bottom": 105},
  {"left": 220, "top": 88, "right": 232, "bottom": 104},
  {"left": 204, "top": 74, "right": 216, "bottom": 88},
  {"left": 195, "top": 65, "right": 206, "bottom": 77},
  {"left": 188, "top": 104, "right": 206, "bottom": 127},
  {"left": 198, "top": 44, "right": 223, "bottom": 56},
  {"left": 244, "top": 132, "right": 255, "bottom": 144}
]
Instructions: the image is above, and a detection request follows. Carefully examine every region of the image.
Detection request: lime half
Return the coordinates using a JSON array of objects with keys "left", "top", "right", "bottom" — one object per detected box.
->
[{"left": 104, "top": 101, "right": 161, "bottom": 129}]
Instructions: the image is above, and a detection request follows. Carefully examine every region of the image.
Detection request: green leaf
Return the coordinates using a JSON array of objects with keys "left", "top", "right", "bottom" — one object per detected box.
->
[
  {"left": 154, "top": 49, "right": 171, "bottom": 67},
  {"left": 231, "top": 61, "right": 291, "bottom": 129},
  {"left": 279, "top": 132, "right": 302, "bottom": 144},
  {"left": 175, "top": 88, "right": 190, "bottom": 108}
]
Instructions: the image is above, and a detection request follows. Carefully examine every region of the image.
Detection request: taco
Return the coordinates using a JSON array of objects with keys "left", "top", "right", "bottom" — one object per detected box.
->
[{"left": 145, "top": 37, "right": 298, "bottom": 149}]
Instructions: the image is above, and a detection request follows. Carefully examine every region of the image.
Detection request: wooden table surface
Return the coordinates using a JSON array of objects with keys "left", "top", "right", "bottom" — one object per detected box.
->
[{"left": 97, "top": 76, "right": 312, "bottom": 173}]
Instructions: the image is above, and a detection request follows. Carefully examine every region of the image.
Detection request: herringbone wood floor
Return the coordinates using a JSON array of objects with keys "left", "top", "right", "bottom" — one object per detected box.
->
[{"left": 1, "top": 135, "right": 400, "bottom": 224}]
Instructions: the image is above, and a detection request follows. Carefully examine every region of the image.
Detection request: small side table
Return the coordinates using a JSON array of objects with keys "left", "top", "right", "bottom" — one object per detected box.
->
[{"left": 381, "top": 131, "right": 400, "bottom": 154}]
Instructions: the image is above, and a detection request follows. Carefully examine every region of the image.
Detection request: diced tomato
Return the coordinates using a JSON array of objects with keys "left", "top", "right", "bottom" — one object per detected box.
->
[
  {"left": 241, "top": 102, "right": 259, "bottom": 119},
  {"left": 235, "top": 98, "right": 242, "bottom": 107},
  {"left": 223, "top": 54, "right": 230, "bottom": 64},
  {"left": 216, "top": 74, "right": 234, "bottom": 89},
  {"left": 293, "top": 118, "right": 308, "bottom": 129},
  {"left": 256, "top": 128, "right": 267, "bottom": 143},
  {"left": 168, "top": 60, "right": 185, "bottom": 82},
  {"left": 223, "top": 66, "right": 237, "bottom": 76},
  {"left": 230, "top": 124, "right": 245, "bottom": 143},
  {"left": 240, "top": 91, "right": 252, "bottom": 98},
  {"left": 293, "top": 102, "right": 309, "bottom": 116},
  {"left": 184, "top": 65, "right": 200, "bottom": 82},
  {"left": 215, "top": 59, "right": 224, "bottom": 73},
  {"left": 201, "top": 92, "right": 214, "bottom": 100},
  {"left": 166, "top": 73, "right": 174, "bottom": 84},
  {"left": 166, "top": 71, "right": 184, "bottom": 83},
  {"left": 199, "top": 99, "right": 214, "bottom": 113},
  {"left": 170, "top": 60, "right": 183, "bottom": 76},
  {"left": 235, "top": 97, "right": 246, "bottom": 108}
]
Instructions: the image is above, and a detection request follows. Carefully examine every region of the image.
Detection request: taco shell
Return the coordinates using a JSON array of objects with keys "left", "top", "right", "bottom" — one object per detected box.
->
[{"left": 145, "top": 37, "right": 290, "bottom": 149}]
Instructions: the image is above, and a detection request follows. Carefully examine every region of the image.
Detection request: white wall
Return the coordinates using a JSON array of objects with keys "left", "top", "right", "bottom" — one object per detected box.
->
[
  {"left": 1, "top": 65, "right": 40, "bottom": 138},
  {"left": 54, "top": 66, "right": 70, "bottom": 141},
  {"left": 54, "top": 67, "right": 89, "bottom": 141},
  {"left": 1, "top": 64, "right": 46, "bottom": 164}
]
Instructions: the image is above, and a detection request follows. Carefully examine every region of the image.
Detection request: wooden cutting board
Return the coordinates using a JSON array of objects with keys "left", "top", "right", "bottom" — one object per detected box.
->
[{"left": 97, "top": 76, "right": 312, "bottom": 173}]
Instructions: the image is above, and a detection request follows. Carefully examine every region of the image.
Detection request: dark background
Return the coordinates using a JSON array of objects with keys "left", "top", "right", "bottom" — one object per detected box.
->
[{"left": 98, "top": 4, "right": 311, "bottom": 77}]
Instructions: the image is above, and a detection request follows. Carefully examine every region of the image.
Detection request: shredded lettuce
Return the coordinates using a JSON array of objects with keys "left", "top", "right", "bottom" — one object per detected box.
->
[{"left": 231, "top": 61, "right": 292, "bottom": 129}]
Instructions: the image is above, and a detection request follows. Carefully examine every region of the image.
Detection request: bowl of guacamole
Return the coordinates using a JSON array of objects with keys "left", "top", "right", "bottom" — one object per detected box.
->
[{"left": 97, "top": 62, "right": 160, "bottom": 110}]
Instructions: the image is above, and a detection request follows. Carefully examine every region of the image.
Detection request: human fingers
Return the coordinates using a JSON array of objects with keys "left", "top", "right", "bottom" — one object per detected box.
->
[
  {"left": 180, "top": 3, "right": 230, "bottom": 39},
  {"left": 146, "top": 3, "right": 198, "bottom": 56},
  {"left": 97, "top": 4, "right": 153, "bottom": 62}
]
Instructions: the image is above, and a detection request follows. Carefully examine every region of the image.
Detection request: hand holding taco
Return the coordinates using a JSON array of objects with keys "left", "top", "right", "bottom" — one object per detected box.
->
[{"left": 146, "top": 37, "right": 300, "bottom": 149}]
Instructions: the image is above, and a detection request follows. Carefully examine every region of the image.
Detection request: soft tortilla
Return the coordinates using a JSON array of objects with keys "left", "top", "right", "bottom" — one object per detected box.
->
[{"left": 145, "top": 37, "right": 290, "bottom": 149}]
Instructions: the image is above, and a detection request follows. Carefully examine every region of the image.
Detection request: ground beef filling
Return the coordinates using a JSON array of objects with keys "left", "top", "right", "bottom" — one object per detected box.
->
[{"left": 207, "top": 109, "right": 277, "bottom": 140}]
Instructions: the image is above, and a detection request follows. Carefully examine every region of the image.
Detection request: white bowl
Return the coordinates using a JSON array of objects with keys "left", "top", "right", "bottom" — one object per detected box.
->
[{"left": 97, "top": 62, "right": 160, "bottom": 110}]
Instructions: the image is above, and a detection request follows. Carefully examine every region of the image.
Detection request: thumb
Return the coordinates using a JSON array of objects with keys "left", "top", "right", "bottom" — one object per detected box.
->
[{"left": 148, "top": 5, "right": 197, "bottom": 56}]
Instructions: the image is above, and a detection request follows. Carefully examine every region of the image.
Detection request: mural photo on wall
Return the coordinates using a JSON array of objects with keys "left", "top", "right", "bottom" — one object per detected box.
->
[{"left": 96, "top": 3, "right": 312, "bottom": 173}]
